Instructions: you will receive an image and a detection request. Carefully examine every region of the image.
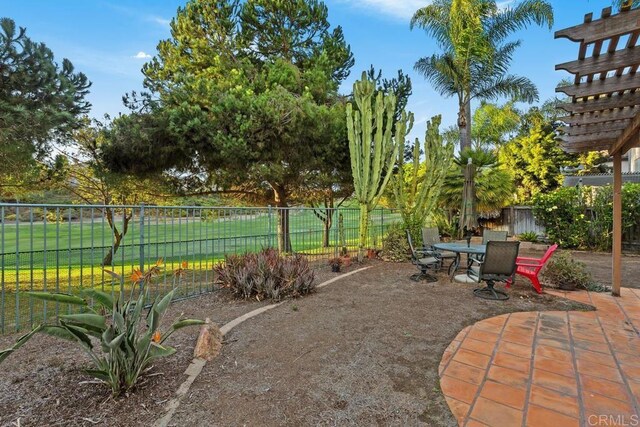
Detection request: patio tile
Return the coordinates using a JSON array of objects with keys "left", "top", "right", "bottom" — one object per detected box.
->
[
  {"left": 446, "top": 397, "right": 470, "bottom": 425},
  {"left": 627, "top": 380, "right": 640, "bottom": 404},
  {"left": 576, "top": 359, "right": 624, "bottom": 383},
  {"left": 501, "top": 332, "right": 534, "bottom": 347},
  {"left": 469, "top": 397, "right": 524, "bottom": 427},
  {"left": 492, "top": 352, "right": 531, "bottom": 374},
  {"left": 467, "top": 328, "right": 500, "bottom": 343},
  {"left": 537, "top": 337, "right": 570, "bottom": 350},
  {"left": 573, "top": 338, "right": 611, "bottom": 354},
  {"left": 465, "top": 419, "right": 489, "bottom": 427},
  {"left": 486, "top": 365, "right": 530, "bottom": 389},
  {"left": 580, "top": 374, "right": 632, "bottom": 402},
  {"left": 532, "top": 368, "right": 578, "bottom": 396},
  {"left": 571, "top": 329, "right": 607, "bottom": 344},
  {"left": 439, "top": 293, "right": 640, "bottom": 427},
  {"left": 574, "top": 348, "right": 616, "bottom": 367},
  {"left": 533, "top": 356, "right": 576, "bottom": 378},
  {"left": 460, "top": 337, "right": 497, "bottom": 356},
  {"left": 617, "top": 352, "right": 640, "bottom": 368},
  {"left": 534, "top": 345, "right": 572, "bottom": 362},
  {"left": 496, "top": 341, "right": 532, "bottom": 359},
  {"left": 619, "top": 364, "right": 640, "bottom": 381},
  {"left": 478, "top": 380, "right": 527, "bottom": 410},
  {"left": 453, "top": 348, "right": 492, "bottom": 370},
  {"left": 582, "top": 391, "right": 635, "bottom": 416},
  {"left": 529, "top": 384, "right": 580, "bottom": 418},
  {"left": 440, "top": 375, "right": 479, "bottom": 404},
  {"left": 525, "top": 404, "right": 579, "bottom": 427},
  {"left": 445, "top": 360, "right": 487, "bottom": 386}
]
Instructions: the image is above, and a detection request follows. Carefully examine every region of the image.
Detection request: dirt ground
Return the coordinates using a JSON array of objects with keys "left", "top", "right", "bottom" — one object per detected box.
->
[
  {"left": 566, "top": 250, "right": 639, "bottom": 288},
  {"left": 0, "top": 259, "right": 605, "bottom": 427}
]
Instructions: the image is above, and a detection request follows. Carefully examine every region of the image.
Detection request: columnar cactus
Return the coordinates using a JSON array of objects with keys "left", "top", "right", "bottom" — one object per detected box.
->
[
  {"left": 346, "top": 72, "right": 410, "bottom": 260},
  {"left": 392, "top": 115, "right": 454, "bottom": 234}
]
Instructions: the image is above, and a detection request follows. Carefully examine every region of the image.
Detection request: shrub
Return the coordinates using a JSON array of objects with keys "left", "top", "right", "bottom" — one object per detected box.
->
[
  {"left": 381, "top": 223, "right": 410, "bottom": 262},
  {"left": 518, "top": 231, "right": 539, "bottom": 243},
  {"left": 542, "top": 252, "right": 602, "bottom": 291},
  {"left": 532, "top": 186, "right": 589, "bottom": 248},
  {"left": 214, "top": 248, "right": 315, "bottom": 301},
  {"left": 0, "top": 261, "right": 204, "bottom": 396},
  {"left": 532, "top": 184, "right": 640, "bottom": 251}
]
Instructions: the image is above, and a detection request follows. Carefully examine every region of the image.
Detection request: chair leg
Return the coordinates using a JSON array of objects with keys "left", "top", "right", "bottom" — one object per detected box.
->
[
  {"left": 530, "top": 275, "right": 542, "bottom": 294},
  {"left": 474, "top": 280, "right": 509, "bottom": 301},
  {"left": 505, "top": 276, "right": 514, "bottom": 289}
]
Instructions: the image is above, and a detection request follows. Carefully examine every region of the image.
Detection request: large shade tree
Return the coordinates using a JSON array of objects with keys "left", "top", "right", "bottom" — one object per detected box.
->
[
  {"left": 102, "top": 0, "right": 354, "bottom": 253},
  {"left": 0, "top": 18, "right": 91, "bottom": 197},
  {"left": 410, "top": 0, "right": 553, "bottom": 151}
]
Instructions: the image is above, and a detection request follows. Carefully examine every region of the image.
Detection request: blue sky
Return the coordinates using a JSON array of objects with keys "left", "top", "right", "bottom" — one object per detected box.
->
[{"left": 4, "top": 0, "right": 616, "bottom": 140}]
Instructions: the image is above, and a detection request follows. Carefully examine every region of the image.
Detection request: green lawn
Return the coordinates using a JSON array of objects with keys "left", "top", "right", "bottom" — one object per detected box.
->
[{"left": 0, "top": 207, "right": 400, "bottom": 333}]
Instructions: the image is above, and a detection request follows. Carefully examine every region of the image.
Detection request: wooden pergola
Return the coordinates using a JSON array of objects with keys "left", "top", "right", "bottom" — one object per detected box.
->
[{"left": 555, "top": 4, "right": 640, "bottom": 296}]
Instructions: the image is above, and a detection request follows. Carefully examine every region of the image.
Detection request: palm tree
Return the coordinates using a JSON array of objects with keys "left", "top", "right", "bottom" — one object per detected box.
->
[
  {"left": 439, "top": 148, "right": 514, "bottom": 217},
  {"left": 410, "top": 0, "right": 553, "bottom": 151}
]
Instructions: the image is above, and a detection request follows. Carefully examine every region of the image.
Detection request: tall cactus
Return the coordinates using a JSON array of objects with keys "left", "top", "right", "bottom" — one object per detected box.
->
[
  {"left": 392, "top": 115, "right": 454, "bottom": 237},
  {"left": 346, "top": 72, "right": 411, "bottom": 260}
]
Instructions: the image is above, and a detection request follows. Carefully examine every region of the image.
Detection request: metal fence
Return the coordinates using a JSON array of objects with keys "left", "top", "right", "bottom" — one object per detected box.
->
[{"left": 0, "top": 203, "right": 400, "bottom": 334}]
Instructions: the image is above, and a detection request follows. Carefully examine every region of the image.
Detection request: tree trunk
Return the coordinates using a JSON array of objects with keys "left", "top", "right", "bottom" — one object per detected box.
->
[
  {"left": 458, "top": 100, "right": 472, "bottom": 152},
  {"left": 358, "top": 204, "right": 370, "bottom": 262},
  {"left": 322, "top": 211, "right": 333, "bottom": 248},
  {"left": 102, "top": 208, "right": 131, "bottom": 267},
  {"left": 273, "top": 185, "right": 292, "bottom": 253}
]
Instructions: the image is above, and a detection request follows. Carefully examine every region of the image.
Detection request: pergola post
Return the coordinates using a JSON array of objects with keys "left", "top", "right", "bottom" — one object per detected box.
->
[
  {"left": 555, "top": 4, "right": 640, "bottom": 297},
  {"left": 612, "top": 152, "right": 622, "bottom": 297}
]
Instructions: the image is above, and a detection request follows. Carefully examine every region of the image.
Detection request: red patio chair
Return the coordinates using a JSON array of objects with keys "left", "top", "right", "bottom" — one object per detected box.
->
[{"left": 506, "top": 244, "right": 558, "bottom": 294}]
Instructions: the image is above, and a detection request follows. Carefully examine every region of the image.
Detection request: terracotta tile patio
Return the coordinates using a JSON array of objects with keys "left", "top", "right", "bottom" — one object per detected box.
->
[{"left": 438, "top": 288, "right": 640, "bottom": 426}]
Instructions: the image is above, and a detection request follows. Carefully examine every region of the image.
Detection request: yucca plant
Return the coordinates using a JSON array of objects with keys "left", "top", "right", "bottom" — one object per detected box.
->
[{"left": 0, "top": 260, "right": 204, "bottom": 396}]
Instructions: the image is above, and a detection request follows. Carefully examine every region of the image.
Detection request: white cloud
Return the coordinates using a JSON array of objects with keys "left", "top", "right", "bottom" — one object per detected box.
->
[
  {"left": 342, "top": 0, "right": 430, "bottom": 20},
  {"left": 148, "top": 16, "right": 171, "bottom": 28},
  {"left": 133, "top": 51, "right": 152, "bottom": 59}
]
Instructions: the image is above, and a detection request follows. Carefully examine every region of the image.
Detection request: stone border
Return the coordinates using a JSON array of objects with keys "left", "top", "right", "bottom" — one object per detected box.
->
[{"left": 154, "top": 266, "right": 373, "bottom": 427}]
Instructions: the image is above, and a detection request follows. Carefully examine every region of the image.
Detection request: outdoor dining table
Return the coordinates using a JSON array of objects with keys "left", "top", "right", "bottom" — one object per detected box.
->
[{"left": 433, "top": 242, "right": 486, "bottom": 280}]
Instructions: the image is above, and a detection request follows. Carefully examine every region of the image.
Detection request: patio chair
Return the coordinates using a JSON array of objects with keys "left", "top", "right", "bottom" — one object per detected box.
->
[
  {"left": 506, "top": 244, "right": 558, "bottom": 294},
  {"left": 467, "top": 241, "right": 520, "bottom": 300},
  {"left": 422, "top": 227, "right": 456, "bottom": 270},
  {"left": 407, "top": 230, "right": 440, "bottom": 282},
  {"left": 482, "top": 230, "right": 508, "bottom": 244},
  {"left": 469, "top": 229, "right": 509, "bottom": 265}
]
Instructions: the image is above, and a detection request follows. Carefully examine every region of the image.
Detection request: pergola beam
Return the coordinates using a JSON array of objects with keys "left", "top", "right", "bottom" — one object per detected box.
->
[
  {"left": 556, "top": 46, "right": 640, "bottom": 77},
  {"left": 555, "top": 7, "right": 640, "bottom": 44},
  {"left": 559, "top": 107, "right": 638, "bottom": 125},
  {"left": 556, "top": 73, "right": 640, "bottom": 99},
  {"left": 557, "top": 91, "right": 640, "bottom": 114},
  {"left": 560, "top": 143, "right": 613, "bottom": 153},
  {"left": 559, "top": 121, "right": 630, "bottom": 136},
  {"left": 561, "top": 131, "right": 622, "bottom": 144},
  {"left": 609, "top": 110, "right": 640, "bottom": 154}
]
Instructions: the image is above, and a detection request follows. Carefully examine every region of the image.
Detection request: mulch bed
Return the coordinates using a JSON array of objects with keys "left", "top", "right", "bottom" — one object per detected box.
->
[{"left": 0, "top": 261, "right": 593, "bottom": 426}]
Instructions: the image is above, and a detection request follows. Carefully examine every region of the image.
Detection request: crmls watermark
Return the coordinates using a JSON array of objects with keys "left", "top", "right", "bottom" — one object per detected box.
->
[{"left": 588, "top": 415, "right": 640, "bottom": 426}]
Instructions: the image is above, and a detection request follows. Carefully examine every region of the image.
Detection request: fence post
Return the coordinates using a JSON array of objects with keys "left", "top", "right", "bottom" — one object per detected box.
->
[
  {"left": 139, "top": 204, "right": 145, "bottom": 284},
  {"left": 268, "top": 205, "right": 273, "bottom": 249},
  {"left": 380, "top": 208, "right": 384, "bottom": 247},
  {"left": 509, "top": 206, "right": 515, "bottom": 237}
]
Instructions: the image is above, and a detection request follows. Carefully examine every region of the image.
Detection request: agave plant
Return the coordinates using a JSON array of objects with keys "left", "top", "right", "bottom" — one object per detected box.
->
[{"left": 0, "top": 261, "right": 204, "bottom": 396}]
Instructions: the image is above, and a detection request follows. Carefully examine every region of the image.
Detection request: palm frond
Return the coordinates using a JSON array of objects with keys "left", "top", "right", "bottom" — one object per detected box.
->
[
  {"left": 410, "top": 1, "right": 454, "bottom": 51},
  {"left": 414, "top": 53, "right": 461, "bottom": 98},
  {"left": 472, "top": 75, "right": 539, "bottom": 104},
  {"left": 486, "top": 0, "right": 554, "bottom": 44}
]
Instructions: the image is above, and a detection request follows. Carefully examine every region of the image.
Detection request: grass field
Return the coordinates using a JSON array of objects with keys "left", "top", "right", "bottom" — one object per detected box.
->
[{"left": 0, "top": 206, "right": 400, "bottom": 333}]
